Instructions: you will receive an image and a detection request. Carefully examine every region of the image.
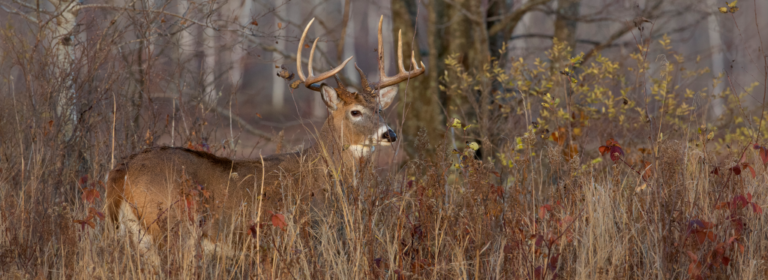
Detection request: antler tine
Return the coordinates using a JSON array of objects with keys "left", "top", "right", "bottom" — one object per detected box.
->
[
  {"left": 296, "top": 18, "right": 353, "bottom": 90},
  {"left": 373, "top": 15, "right": 426, "bottom": 90}
]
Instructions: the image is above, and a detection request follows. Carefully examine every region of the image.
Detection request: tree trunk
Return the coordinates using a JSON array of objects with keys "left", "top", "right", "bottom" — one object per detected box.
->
[
  {"left": 230, "top": 0, "right": 253, "bottom": 87},
  {"left": 706, "top": 0, "right": 725, "bottom": 119},
  {"left": 50, "top": 0, "right": 79, "bottom": 141},
  {"left": 203, "top": 24, "right": 217, "bottom": 104},
  {"left": 271, "top": 0, "right": 287, "bottom": 111},
  {"left": 553, "top": 0, "right": 580, "bottom": 55},
  {"left": 390, "top": 0, "right": 445, "bottom": 157}
]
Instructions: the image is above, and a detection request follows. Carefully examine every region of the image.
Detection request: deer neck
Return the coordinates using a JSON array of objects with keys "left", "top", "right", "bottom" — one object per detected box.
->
[{"left": 310, "top": 118, "right": 375, "bottom": 175}]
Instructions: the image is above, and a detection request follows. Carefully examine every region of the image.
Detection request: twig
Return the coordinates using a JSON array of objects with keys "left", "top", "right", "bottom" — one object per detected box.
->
[
  {"left": 0, "top": 1, "right": 38, "bottom": 23},
  {"left": 75, "top": 4, "right": 217, "bottom": 30},
  {"left": 205, "top": 101, "right": 273, "bottom": 141}
]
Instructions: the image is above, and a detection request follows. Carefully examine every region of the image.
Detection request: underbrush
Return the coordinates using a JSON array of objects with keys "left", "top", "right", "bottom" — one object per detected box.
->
[{"left": 1, "top": 21, "right": 768, "bottom": 280}]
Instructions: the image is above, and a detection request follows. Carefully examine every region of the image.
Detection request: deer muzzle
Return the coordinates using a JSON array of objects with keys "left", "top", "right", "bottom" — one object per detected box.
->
[{"left": 382, "top": 128, "right": 397, "bottom": 142}]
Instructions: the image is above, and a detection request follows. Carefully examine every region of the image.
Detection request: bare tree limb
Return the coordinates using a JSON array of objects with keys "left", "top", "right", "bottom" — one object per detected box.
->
[
  {"left": 444, "top": 0, "right": 483, "bottom": 23},
  {"left": 204, "top": 101, "right": 274, "bottom": 141},
  {"left": 0, "top": 1, "right": 38, "bottom": 23},
  {"left": 581, "top": 24, "right": 632, "bottom": 63},
  {"left": 510, "top": 33, "right": 602, "bottom": 45},
  {"left": 487, "top": 0, "right": 552, "bottom": 37},
  {"left": 75, "top": 4, "right": 216, "bottom": 30},
  {"left": 10, "top": 0, "right": 35, "bottom": 11},
  {"left": 581, "top": 0, "right": 664, "bottom": 63}
]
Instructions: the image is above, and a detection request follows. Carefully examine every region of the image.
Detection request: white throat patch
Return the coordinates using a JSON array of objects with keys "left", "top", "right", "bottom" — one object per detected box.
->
[
  {"left": 348, "top": 126, "right": 391, "bottom": 159},
  {"left": 349, "top": 144, "right": 375, "bottom": 158}
]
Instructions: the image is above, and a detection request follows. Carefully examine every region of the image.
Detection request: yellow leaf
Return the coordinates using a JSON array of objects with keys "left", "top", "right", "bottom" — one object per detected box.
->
[
  {"left": 449, "top": 118, "right": 462, "bottom": 128},
  {"left": 707, "top": 131, "right": 714, "bottom": 140},
  {"left": 463, "top": 124, "right": 473, "bottom": 131},
  {"left": 468, "top": 142, "right": 480, "bottom": 151},
  {"left": 727, "top": 0, "right": 737, "bottom": 8},
  {"left": 718, "top": 7, "right": 728, "bottom": 13},
  {"left": 635, "top": 183, "right": 647, "bottom": 192},
  {"left": 730, "top": 6, "right": 739, "bottom": 13}
]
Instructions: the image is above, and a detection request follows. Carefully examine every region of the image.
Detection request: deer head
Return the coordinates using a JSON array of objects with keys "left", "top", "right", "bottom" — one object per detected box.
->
[{"left": 296, "top": 16, "right": 425, "bottom": 159}]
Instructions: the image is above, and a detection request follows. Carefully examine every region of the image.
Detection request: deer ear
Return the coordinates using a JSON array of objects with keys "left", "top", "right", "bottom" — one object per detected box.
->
[
  {"left": 378, "top": 86, "right": 399, "bottom": 109},
  {"left": 320, "top": 85, "right": 342, "bottom": 111}
]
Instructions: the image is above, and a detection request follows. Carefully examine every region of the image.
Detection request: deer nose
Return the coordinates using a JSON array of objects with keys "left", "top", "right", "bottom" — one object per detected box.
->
[{"left": 382, "top": 128, "right": 397, "bottom": 142}]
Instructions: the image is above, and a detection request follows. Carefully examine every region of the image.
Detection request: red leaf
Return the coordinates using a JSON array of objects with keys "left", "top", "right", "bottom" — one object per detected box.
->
[
  {"left": 694, "top": 232, "right": 707, "bottom": 244},
  {"left": 711, "top": 167, "right": 721, "bottom": 176},
  {"left": 88, "top": 207, "right": 105, "bottom": 221},
  {"left": 744, "top": 164, "right": 756, "bottom": 179},
  {"left": 732, "top": 195, "right": 749, "bottom": 210},
  {"left": 548, "top": 254, "right": 560, "bottom": 272},
  {"left": 751, "top": 202, "right": 763, "bottom": 214},
  {"left": 606, "top": 139, "right": 620, "bottom": 146},
  {"left": 753, "top": 143, "right": 768, "bottom": 166},
  {"left": 534, "top": 266, "right": 543, "bottom": 280},
  {"left": 722, "top": 256, "right": 730, "bottom": 266},
  {"left": 730, "top": 165, "right": 741, "bottom": 175},
  {"left": 81, "top": 188, "right": 100, "bottom": 204},
  {"left": 539, "top": 204, "right": 553, "bottom": 219},
  {"left": 686, "top": 251, "right": 698, "bottom": 262},
  {"left": 609, "top": 146, "right": 624, "bottom": 162},
  {"left": 599, "top": 139, "right": 624, "bottom": 162},
  {"left": 271, "top": 213, "right": 287, "bottom": 231},
  {"left": 79, "top": 175, "right": 89, "bottom": 185},
  {"left": 248, "top": 221, "right": 258, "bottom": 238},
  {"left": 73, "top": 219, "right": 95, "bottom": 230}
]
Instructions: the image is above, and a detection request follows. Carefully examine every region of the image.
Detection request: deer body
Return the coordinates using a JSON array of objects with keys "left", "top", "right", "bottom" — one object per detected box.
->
[{"left": 105, "top": 16, "right": 424, "bottom": 262}]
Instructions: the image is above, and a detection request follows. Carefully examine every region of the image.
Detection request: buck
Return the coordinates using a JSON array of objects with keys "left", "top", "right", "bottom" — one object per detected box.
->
[{"left": 105, "top": 16, "right": 424, "bottom": 262}]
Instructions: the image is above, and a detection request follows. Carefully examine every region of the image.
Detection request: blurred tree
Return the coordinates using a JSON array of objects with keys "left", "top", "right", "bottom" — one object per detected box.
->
[
  {"left": 390, "top": 0, "right": 444, "bottom": 157},
  {"left": 554, "top": 0, "right": 580, "bottom": 57},
  {"left": 390, "top": 0, "right": 551, "bottom": 158}
]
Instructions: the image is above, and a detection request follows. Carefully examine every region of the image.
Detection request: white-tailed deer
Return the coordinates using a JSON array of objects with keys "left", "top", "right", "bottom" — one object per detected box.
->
[{"left": 105, "top": 16, "right": 424, "bottom": 262}]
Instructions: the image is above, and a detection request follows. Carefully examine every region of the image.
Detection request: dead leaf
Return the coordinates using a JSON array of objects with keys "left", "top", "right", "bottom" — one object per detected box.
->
[
  {"left": 82, "top": 188, "right": 100, "bottom": 204},
  {"left": 271, "top": 212, "right": 287, "bottom": 231}
]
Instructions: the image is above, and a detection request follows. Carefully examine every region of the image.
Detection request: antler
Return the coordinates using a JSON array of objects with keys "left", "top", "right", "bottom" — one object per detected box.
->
[
  {"left": 371, "top": 15, "right": 426, "bottom": 90},
  {"left": 296, "top": 18, "right": 353, "bottom": 91}
]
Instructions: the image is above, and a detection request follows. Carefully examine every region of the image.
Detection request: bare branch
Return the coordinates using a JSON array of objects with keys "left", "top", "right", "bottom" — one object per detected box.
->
[
  {"left": 206, "top": 102, "right": 274, "bottom": 141},
  {"left": 10, "top": 0, "right": 35, "bottom": 10},
  {"left": 444, "top": 0, "right": 483, "bottom": 23},
  {"left": 581, "top": 24, "right": 633, "bottom": 63},
  {"left": 510, "top": 33, "right": 602, "bottom": 45},
  {"left": 74, "top": 4, "right": 216, "bottom": 30},
  {"left": 0, "top": 1, "right": 38, "bottom": 23},
  {"left": 487, "top": 0, "right": 552, "bottom": 37}
]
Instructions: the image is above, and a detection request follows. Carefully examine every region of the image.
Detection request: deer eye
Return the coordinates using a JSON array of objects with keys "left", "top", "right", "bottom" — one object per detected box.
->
[{"left": 350, "top": 110, "right": 362, "bottom": 117}]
